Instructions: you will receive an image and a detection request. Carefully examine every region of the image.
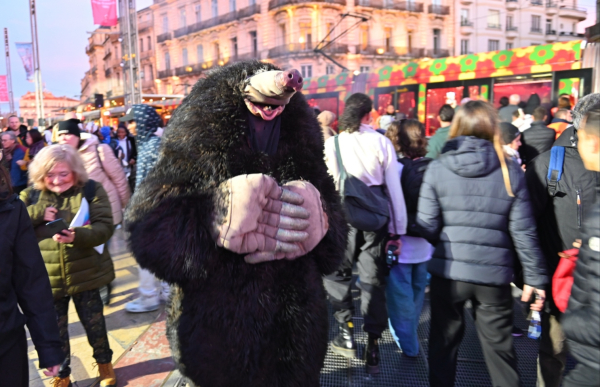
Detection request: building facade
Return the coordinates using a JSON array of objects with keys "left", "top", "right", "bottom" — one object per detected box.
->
[
  {"left": 454, "top": 0, "right": 587, "bottom": 54},
  {"left": 151, "top": 0, "right": 455, "bottom": 94},
  {"left": 19, "top": 91, "right": 80, "bottom": 124}
]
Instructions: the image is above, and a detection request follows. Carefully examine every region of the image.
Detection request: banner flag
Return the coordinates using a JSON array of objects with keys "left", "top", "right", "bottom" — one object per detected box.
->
[
  {"left": 91, "top": 0, "right": 118, "bottom": 27},
  {"left": 0, "top": 75, "right": 8, "bottom": 102},
  {"left": 15, "top": 42, "right": 34, "bottom": 81}
]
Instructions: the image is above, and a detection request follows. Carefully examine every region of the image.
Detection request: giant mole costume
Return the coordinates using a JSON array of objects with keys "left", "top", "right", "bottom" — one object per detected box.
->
[{"left": 125, "top": 61, "right": 348, "bottom": 386}]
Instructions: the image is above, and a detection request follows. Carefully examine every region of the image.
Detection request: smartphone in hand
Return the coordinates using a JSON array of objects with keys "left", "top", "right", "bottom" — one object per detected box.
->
[{"left": 45, "top": 218, "right": 69, "bottom": 236}]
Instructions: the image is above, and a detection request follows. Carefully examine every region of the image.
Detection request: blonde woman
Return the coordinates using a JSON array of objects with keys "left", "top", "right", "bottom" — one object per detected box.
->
[
  {"left": 20, "top": 145, "right": 117, "bottom": 387},
  {"left": 416, "top": 100, "right": 548, "bottom": 387}
]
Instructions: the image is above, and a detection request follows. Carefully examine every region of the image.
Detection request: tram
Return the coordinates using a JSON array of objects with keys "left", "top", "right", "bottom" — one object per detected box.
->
[{"left": 301, "top": 40, "right": 596, "bottom": 136}]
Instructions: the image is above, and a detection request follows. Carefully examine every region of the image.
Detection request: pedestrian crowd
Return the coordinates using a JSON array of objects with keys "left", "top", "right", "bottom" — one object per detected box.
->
[{"left": 1, "top": 89, "right": 598, "bottom": 387}]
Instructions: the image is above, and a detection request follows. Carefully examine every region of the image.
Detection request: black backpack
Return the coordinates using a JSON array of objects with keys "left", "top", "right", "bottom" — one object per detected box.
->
[
  {"left": 29, "top": 179, "right": 96, "bottom": 205},
  {"left": 399, "top": 157, "right": 432, "bottom": 238}
]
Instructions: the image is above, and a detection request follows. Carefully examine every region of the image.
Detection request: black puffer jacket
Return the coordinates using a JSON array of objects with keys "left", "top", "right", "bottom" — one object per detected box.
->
[
  {"left": 521, "top": 121, "right": 555, "bottom": 165},
  {"left": 417, "top": 136, "right": 548, "bottom": 287},
  {"left": 562, "top": 184, "right": 600, "bottom": 372}
]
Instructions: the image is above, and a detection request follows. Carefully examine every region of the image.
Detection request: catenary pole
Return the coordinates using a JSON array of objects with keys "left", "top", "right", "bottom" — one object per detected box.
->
[
  {"left": 4, "top": 28, "right": 15, "bottom": 114},
  {"left": 29, "top": 0, "right": 44, "bottom": 127}
]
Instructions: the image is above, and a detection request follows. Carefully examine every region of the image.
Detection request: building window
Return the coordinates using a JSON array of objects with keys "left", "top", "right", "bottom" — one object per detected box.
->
[
  {"left": 139, "top": 38, "right": 144, "bottom": 52},
  {"left": 167, "top": 83, "right": 173, "bottom": 95},
  {"left": 460, "top": 9, "right": 469, "bottom": 24},
  {"left": 162, "top": 14, "right": 169, "bottom": 33},
  {"left": 212, "top": 0, "right": 218, "bottom": 18},
  {"left": 301, "top": 65, "right": 312, "bottom": 78},
  {"left": 572, "top": 23, "right": 576, "bottom": 33},
  {"left": 250, "top": 31, "right": 257, "bottom": 55},
  {"left": 165, "top": 51, "right": 171, "bottom": 69},
  {"left": 230, "top": 0, "right": 236, "bottom": 11},
  {"left": 488, "top": 39, "right": 499, "bottom": 51},
  {"left": 460, "top": 39, "right": 469, "bottom": 55},
  {"left": 179, "top": 7, "right": 186, "bottom": 27},
  {"left": 197, "top": 44, "right": 204, "bottom": 62},
  {"left": 249, "top": 0, "right": 255, "bottom": 5},
  {"left": 325, "top": 22, "right": 333, "bottom": 42},
  {"left": 488, "top": 10, "right": 500, "bottom": 28},
  {"left": 231, "top": 37, "right": 238, "bottom": 59},
  {"left": 360, "top": 27, "right": 368, "bottom": 51},
  {"left": 360, "top": 66, "right": 370, "bottom": 73},
  {"left": 182, "top": 48, "right": 188, "bottom": 66},
  {"left": 506, "top": 42, "right": 513, "bottom": 50},
  {"left": 148, "top": 64, "right": 153, "bottom": 79},
  {"left": 278, "top": 23, "right": 286, "bottom": 46},
  {"left": 195, "top": 4, "right": 201, "bottom": 23},
  {"left": 532, "top": 15, "right": 541, "bottom": 32},
  {"left": 326, "top": 65, "right": 335, "bottom": 75},
  {"left": 384, "top": 27, "right": 392, "bottom": 52},
  {"left": 546, "top": 18, "right": 552, "bottom": 33},
  {"left": 147, "top": 36, "right": 151, "bottom": 51},
  {"left": 507, "top": 15, "right": 514, "bottom": 29},
  {"left": 299, "top": 23, "right": 312, "bottom": 50},
  {"left": 433, "top": 28, "right": 441, "bottom": 54},
  {"left": 213, "top": 42, "right": 220, "bottom": 60},
  {"left": 407, "top": 31, "right": 413, "bottom": 51}
]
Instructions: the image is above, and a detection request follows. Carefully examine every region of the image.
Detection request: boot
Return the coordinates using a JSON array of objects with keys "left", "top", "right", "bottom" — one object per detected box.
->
[
  {"left": 363, "top": 334, "right": 380, "bottom": 375},
  {"left": 97, "top": 362, "right": 117, "bottom": 387},
  {"left": 331, "top": 321, "right": 357, "bottom": 358},
  {"left": 49, "top": 376, "right": 72, "bottom": 387}
]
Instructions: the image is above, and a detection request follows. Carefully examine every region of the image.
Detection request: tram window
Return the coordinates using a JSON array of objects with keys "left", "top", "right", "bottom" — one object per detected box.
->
[
  {"left": 425, "top": 86, "right": 464, "bottom": 137},
  {"left": 493, "top": 78, "right": 552, "bottom": 110},
  {"left": 307, "top": 97, "right": 339, "bottom": 118},
  {"left": 397, "top": 92, "right": 416, "bottom": 119},
  {"left": 377, "top": 94, "right": 393, "bottom": 116}
]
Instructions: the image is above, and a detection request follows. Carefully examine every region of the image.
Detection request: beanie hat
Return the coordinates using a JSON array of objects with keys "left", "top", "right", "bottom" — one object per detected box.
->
[
  {"left": 57, "top": 119, "right": 82, "bottom": 137},
  {"left": 500, "top": 122, "right": 520, "bottom": 145}
]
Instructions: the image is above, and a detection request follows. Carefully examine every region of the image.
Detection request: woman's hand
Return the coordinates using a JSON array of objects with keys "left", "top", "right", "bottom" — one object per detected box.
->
[
  {"left": 44, "top": 207, "right": 58, "bottom": 222},
  {"left": 385, "top": 234, "right": 402, "bottom": 256},
  {"left": 521, "top": 285, "right": 546, "bottom": 312},
  {"left": 53, "top": 228, "right": 75, "bottom": 244},
  {"left": 16, "top": 159, "right": 27, "bottom": 167},
  {"left": 43, "top": 364, "right": 61, "bottom": 377}
]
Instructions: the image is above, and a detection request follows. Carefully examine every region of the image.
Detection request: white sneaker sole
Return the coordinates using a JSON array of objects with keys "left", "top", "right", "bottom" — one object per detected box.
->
[{"left": 125, "top": 304, "right": 160, "bottom": 313}]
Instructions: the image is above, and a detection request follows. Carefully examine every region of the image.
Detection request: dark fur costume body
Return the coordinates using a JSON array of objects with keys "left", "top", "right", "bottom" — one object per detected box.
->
[{"left": 125, "top": 61, "right": 348, "bottom": 387}]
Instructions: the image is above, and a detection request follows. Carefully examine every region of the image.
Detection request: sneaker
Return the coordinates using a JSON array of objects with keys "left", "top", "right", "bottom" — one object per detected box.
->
[
  {"left": 97, "top": 362, "right": 117, "bottom": 387},
  {"left": 50, "top": 376, "right": 72, "bottom": 387},
  {"left": 331, "top": 322, "right": 357, "bottom": 358},
  {"left": 512, "top": 326, "right": 524, "bottom": 337},
  {"left": 125, "top": 295, "right": 160, "bottom": 313},
  {"left": 364, "top": 334, "right": 381, "bottom": 375}
]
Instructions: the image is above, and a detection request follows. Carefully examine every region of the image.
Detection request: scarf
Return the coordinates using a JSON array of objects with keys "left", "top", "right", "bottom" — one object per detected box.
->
[
  {"left": 503, "top": 145, "right": 522, "bottom": 165},
  {"left": 246, "top": 112, "right": 281, "bottom": 156}
]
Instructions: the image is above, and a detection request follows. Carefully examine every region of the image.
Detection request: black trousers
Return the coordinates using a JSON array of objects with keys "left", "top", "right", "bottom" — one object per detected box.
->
[
  {"left": 323, "top": 225, "right": 388, "bottom": 337},
  {"left": 563, "top": 364, "right": 600, "bottom": 387},
  {"left": 55, "top": 288, "right": 113, "bottom": 378},
  {"left": 429, "top": 276, "right": 520, "bottom": 387},
  {"left": 0, "top": 328, "right": 29, "bottom": 387}
]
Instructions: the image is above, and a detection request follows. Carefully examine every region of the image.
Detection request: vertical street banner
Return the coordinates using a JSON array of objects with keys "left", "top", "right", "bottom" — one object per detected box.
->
[
  {"left": 15, "top": 42, "right": 34, "bottom": 81},
  {"left": 91, "top": 0, "right": 118, "bottom": 27},
  {"left": 0, "top": 75, "right": 8, "bottom": 102}
]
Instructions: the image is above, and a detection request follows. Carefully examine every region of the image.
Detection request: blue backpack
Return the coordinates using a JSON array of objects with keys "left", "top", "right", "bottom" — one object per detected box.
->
[{"left": 547, "top": 146, "right": 565, "bottom": 197}]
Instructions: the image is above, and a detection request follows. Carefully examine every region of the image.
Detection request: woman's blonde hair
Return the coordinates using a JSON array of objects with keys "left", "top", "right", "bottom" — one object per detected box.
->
[
  {"left": 448, "top": 101, "right": 514, "bottom": 197},
  {"left": 29, "top": 144, "right": 88, "bottom": 190}
]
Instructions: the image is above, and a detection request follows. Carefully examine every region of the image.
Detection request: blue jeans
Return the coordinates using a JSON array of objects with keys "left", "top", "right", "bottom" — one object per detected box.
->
[{"left": 386, "top": 261, "right": 429, "bottom": 356}]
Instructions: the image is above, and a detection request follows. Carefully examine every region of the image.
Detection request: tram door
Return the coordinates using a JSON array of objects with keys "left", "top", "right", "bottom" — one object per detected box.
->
[
  {"left": 425, "top": 86, "right": 464, "bottom": 137},
  {"left": 492, "top": 75, "right": 553, "bottom": 112},
  {"left": 305, "top": 91, "right": 340, "bottom": 117},
  {"left": 373, "top": 86, "right": 418, "bottom": 121}
]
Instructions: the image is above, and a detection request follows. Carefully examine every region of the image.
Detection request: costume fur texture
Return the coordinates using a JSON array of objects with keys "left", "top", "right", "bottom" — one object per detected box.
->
[{"left": 125, "top": 61, "right": 348, "bottom": 387}]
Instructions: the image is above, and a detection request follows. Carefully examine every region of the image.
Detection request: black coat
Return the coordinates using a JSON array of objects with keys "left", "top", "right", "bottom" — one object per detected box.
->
[
  {"left": 520, "top": 121, "right": 556, "bottom": 165},
  {"left": 562, "top": 184, "right": 600, "bottom": 372},
  {"left": 0, "top": 194, "right": 63, "bottom": 368},
  {"left": 417, "top": 136, "right": 548, "bottom": 287},
  {"left": 124, "top": 61, "right": 348, "bottom": 387}
]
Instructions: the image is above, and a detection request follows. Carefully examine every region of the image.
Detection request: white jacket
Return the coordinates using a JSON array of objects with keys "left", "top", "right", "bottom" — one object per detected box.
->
[{"left": 324, "top": 124, "right": 407, "bottom": 235}]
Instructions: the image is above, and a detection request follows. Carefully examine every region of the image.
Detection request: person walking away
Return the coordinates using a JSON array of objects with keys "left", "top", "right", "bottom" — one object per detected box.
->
[
  {"left": 57, "top": 119, "right": 130, "bottom": 305},
  {"left": 501, "top": 122, "right": 523, "bottom": 166},
  {"left": 377, "top": 104, "right": 396, "bottom": 132},
  {"left": 317, "top": 110, "right": 337, "bottom": 141},
  {"left": 120, "top": 105, "right": 169, "bottom": 313},
  {"left": 0, "top": 164, "right": 64, "bottom": 386},
  {"left": 521, "top": 107, "right": 555, "bottom": 165},
  {"left": 551, "top": 95, "right": 571, "bottom": 117},
  {"left": 384, "top": 119, "right": 432, "bottom": 357},
  {"left": 323, "top": 93, "right": 407, "bottom": 374},
  {"left": 425, "top": 104, "right": 454, "bottom": 159},
  {"left": 522, "top": 93, "right": 541, "bottom": 129},
  {"left": 548, "top": 108, "right": 572, "bottom": 139},
  {"left": 0, "top": 131, "right": 28, "bottom": 193},
  {"left": 562, "top": 105, "right": 600, "bottom": 387},
  {"left": 20, "top": 145, "right": 116, "bottom": 387},
  {"left": 499, "top": 94, "right": 520, "bottom": 122},
  {"left": 499, "top": 96, "right": 509, "bottom": 110},
  {"left": 525, "top": 93, "right": 600, "bottom": 387},
  {"left": 417, "top": 100, "right": 548, "bottom": 387}
]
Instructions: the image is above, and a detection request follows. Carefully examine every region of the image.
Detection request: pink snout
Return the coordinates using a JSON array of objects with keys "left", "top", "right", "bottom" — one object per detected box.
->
[{"left": 282, "top": 69, "right": 303, "bottom": 92}]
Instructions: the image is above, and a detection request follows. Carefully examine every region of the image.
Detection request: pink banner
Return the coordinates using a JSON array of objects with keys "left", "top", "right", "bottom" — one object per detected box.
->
[
  {"left": 91, "top": 0, "right": 117, "bottom": 27},
  {"left": 0, "top": 75, "right": 8, "bottom": 102}
]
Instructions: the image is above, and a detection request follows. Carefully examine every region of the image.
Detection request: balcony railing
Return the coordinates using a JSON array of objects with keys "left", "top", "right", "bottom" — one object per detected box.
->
[
  {"left": 158, "top": 69, "right": 173, "bottom": 79},
  {"left": 140, "top": 49, "right": 154, "bottom": 60},
  {"left": 546, "top": 1, "right": 557, "bottom": 7},
  {"left": 157, "top": 32, "right": 172, "bottom": 43},
  {"left": 558, "top": 5, "right": 587, "bottom": 12},
  {"left": 269, "top": 0, "right": 345, "bottom": 10},
  {"left": 487, "top": 24, "right": 502, "bottom": 29},
  {"left": 174, "top": 4, "right": 260, "bottom": 38},
  {"left": 175, "top": 63, "right": 204, "bottom": 77},
  {"left": 546, "top": 29, "right": 557, "bottom": 35},
  {"left": 531, "top": 27, "right": 543, "bottom": 33},
  {"left": 460, "top": 19, "right": 473, "bottom": 26},
  {"left": 585, "top": 23, "right": 600, "bottom": 40},
  {"left": 138, "top": 20, "right": 153, "bottom": 31},
  {"left": 354, "top": 0, "right": 423, "bottom": 11},
  {"left": 428, "top": 4, "right": 450, "bottom": 14},
  {"left": 506, "top": 25, "right": 518, "bottom": 31},
  {"left": 425, "top": 48, "right": 450, "bottom": 58},
  {"left": 506, "top": 0, "right": 518, "bottom": 2},
  {"left": 531, "top": 0, "right": 543, "bottom": 4}
]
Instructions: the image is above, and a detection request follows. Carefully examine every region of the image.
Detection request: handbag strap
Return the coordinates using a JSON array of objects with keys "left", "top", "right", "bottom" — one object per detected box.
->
[{"left": 334, "top": 135, "right": 347, "bottom": 182}]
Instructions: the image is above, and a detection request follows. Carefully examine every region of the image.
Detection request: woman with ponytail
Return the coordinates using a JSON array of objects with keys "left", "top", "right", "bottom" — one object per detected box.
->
[{"left": 416, "top": 100, "right": 548, "bottom": 387}]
